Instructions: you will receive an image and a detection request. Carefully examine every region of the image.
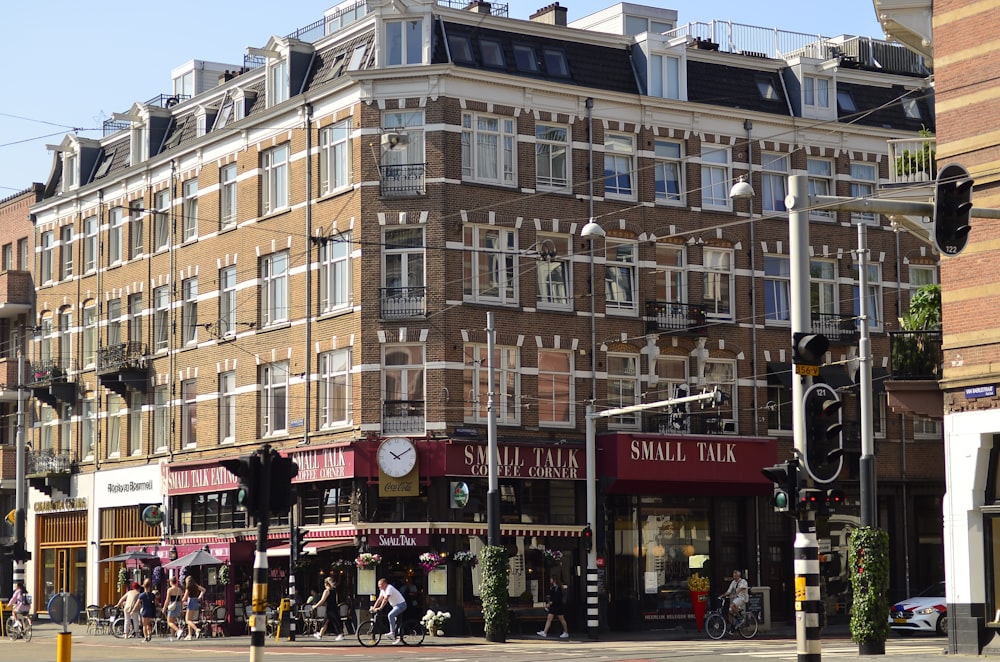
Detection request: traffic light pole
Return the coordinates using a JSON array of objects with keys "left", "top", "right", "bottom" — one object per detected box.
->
[
  {"left": 855, "top": 222, "right": 876, "bottom": 528},
  {"left": 250, "top": 446, "right": 272, "bottom": 662},
  {"left": 13, "top": 354, "right": 27, "bottom": 588},
  {"left": 788, "top": 174, "right": 822, "bottom": 661}
]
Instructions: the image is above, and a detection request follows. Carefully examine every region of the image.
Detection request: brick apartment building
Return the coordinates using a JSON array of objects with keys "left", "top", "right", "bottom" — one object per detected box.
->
[
  {"left": 20, "top": 0, "right": 941, "bottom": 632},
  {"left": 878, "top": 0, "right": 1000, "bottom": 653}
]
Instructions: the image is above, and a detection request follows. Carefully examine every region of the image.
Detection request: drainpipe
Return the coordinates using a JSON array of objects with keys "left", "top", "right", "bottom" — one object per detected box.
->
[{"left": 303, "top": 102, "right": 314, "bottom": 448}]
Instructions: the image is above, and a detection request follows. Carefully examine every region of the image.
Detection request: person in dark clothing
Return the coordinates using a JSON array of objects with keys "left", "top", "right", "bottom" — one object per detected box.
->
[
  {"left": 139, "top": 579, "right": 158, "bottom": 641},
  {"left": 537, "top": 577, "right": 569, "bottom": 638}
]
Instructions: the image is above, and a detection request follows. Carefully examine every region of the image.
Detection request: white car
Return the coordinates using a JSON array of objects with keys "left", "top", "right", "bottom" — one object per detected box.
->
[{"left": 889, "top": 581, "right": 947, "bottom": 635}]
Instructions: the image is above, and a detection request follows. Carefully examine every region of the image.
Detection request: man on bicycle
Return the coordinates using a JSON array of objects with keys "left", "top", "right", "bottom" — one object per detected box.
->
[
  {"left": 370, "top": 577, "right": 406, "bottom": 645},
  {"left": 719, "top": 569, "right": 749, "bottom": 624},
  {"left": 6, "top": 582, "right": 30, "bottom": 630}
]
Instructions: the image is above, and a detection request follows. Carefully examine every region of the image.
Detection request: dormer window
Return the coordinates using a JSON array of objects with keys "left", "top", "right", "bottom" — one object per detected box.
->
[
  {"left": 480, "top": 39, "right": 505, "bottom": 68},
  {"left": 214, "top": 99, "right": 234, "bottom": 131},
  {"left": 513, "top": 44, "right": 539, "bottom": 73},
  {"left": 902, "top": 97, "right": 922, "bottom": 120},
  {"left": 650, "top": 53, "right": 681, "bottom": 100},
  {"left": 385, "top": 18, "right": 422, "bottom": 66},
  {"left": 63, "top": 153, "right": 78, "bottom": 191},
  {"left": 804, "top": 76, "right": 830, "bottom": 109},
  {"left": 269, "top": 59, "right": 289, "bottom": 105}
]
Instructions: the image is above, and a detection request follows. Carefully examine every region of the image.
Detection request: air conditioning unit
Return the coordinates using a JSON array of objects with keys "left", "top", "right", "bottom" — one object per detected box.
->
[{"left": 380, "top": 131, "right": 409, "bottom": 151}]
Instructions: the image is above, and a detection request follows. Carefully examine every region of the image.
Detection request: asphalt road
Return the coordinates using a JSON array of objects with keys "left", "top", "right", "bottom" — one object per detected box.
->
[{"left": 6, "top": 621, "right": 962, "bottom": 662}]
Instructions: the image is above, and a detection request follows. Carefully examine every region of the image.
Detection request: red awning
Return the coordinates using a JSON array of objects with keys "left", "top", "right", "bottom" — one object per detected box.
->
[{"left": 266, "top": 539, "right": 353, "bottom": 557}]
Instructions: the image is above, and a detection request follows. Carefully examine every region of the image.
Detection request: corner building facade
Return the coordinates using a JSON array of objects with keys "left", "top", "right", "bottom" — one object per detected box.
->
[{"left": 23, "top": 0, "right": 942, "bottom": 632}]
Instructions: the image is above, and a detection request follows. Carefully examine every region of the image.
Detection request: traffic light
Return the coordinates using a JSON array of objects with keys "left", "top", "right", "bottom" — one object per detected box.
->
[
  {"left": 582, "top": 525, "right": 593, "bottom": 553},
  {"left": 291, "top": 526, "right": 308, "bottom": 559},
  {"left": 268, "top": 452, "right": 300, "bottom": 514},
  {"left": 803, "top": 383, "right": 844, "bottom": 484},
  {"left": 761, "top": 458, "right": 799, "bottom": 514},
  {"left": 798, "top": 487, "right": 822, "bottom": 511},
  {"left": 820, "top": 488, "right": 845, "bottom": 516},
  {"left": 221, "top": 453, "right": 262, "bottom": 515},
  {"left": 792, "top": 332, "right": 829, "bottom": 366},
  {"left": 934, "top": 163, "right": 974, "bottom": 257}
]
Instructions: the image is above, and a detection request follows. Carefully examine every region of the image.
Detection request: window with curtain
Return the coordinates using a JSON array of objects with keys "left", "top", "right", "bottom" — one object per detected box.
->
[{"left": 764, "top": 255, "right": 791, "bottom": 322}]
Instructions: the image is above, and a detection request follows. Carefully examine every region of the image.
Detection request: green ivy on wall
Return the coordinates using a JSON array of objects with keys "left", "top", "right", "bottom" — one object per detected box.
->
[
  {"left": 849, "top": 527, "right": 890, "bottom": 647},
  {"left": 479, "top": 545, "right": 510, "bottom": 642}
]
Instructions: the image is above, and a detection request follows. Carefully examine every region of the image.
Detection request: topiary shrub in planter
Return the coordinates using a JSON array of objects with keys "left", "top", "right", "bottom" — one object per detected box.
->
[
  {"left": 849, "top": 527, "right": 890, "bottom": 655},
  {"left": 479, "top": 545, "right": 510, "bottom": 642}
]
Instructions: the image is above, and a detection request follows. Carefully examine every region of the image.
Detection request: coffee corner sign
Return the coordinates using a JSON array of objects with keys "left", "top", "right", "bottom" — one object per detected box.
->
[{"left": 449, "top": 444, "right": 583, "bottom": 479}]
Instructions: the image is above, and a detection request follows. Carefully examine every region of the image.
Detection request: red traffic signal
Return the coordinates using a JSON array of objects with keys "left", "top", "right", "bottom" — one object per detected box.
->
[{"left": 582, "top": 525, "right": 593, "bottom": 553}]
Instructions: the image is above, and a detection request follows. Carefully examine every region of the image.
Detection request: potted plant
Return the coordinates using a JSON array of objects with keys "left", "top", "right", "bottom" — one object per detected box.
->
[
  {"left": 542, "top": 548, "right": 563, "bottom": 565},
  {"left": 849, "top": 527, "right": 890, "bottom": 654},
  {"left": 452, "top": 550, "right": 477, "bottom": 567},
  {"left": 479, "top": 545, "right": 509, "bottom": 642},
  {"left": 419, "top": 552, "right": 444, "bottom": 574},
  {"left": 355, "top": 552, "right": 382, "bottom": 569},
  {"left": 420, "top": 609, "right": 451, "bottom": 636}
]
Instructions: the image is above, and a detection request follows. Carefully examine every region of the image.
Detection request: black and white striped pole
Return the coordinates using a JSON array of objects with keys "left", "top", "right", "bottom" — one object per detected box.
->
[
  {"left": 250, "top": 447, "right": 271, "bottom": 662},
  {"left": 788, "top": 174, "right": 822, "bottom": 661}
]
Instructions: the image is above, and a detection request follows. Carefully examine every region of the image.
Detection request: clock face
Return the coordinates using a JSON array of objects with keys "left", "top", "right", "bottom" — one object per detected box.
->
[{"left": 378, "top": 437, "right": 417, "bottom": 478}]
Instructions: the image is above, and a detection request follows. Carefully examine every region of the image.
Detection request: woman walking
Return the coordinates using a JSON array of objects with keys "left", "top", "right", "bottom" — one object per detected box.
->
[
  {"left": 311, "top": 576, "right": 345, "bottom": 641},
  {"left": 139, "top": 579, "right": 157, "bottom": 641},
  {"left": 162, "top": 577, "right": 184, "bottom": 640},
  {"left": 181, "top": 576, "right": 205, "bottom": 640}
]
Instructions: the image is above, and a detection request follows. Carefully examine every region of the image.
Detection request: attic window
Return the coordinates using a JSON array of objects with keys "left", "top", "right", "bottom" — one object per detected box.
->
[
  {"left": 480, "top": 39, "right": 504, "bottom": 68},
  {"left": 348, "top": 45, "right": 367, "bottom": 71},
  {"left": 214, "top": 101, "right": 234, "bottom": 131},
  {"left": 542, "top": 48, "right": 569, "bottom": 78},
  {"left": 164, "top": 118, "right": 188, "bottom": 150},
  {"left": 837, "top": 89, "right": 857, "bottom": 113},
  {"left": 269, "top": 59, "right": 289, "bottom": 105},
  {"left": 94, "top": 148, "right": 115, "bottom": 179},
  {"left": 902, "top": 98, "right": 921, "bottom": 120},
  {"left": 756, "top": 76, "right": 780, "bottom": 101},
  {"left": 448, "top": 34, "right": 475, "bottom": 64},
  {"left": 513, "top": 44, "right": 539, "bottom": 73}
]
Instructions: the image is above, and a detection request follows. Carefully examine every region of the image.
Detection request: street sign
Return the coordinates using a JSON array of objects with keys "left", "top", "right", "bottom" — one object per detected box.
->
[{"left": 795, "top": 364, "right": 820, "bottom": 377}]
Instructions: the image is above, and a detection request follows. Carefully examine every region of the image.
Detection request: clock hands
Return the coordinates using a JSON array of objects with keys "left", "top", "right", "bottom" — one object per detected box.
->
[{"left": 389, "top": 447, "right": 413, "bottom": 460}]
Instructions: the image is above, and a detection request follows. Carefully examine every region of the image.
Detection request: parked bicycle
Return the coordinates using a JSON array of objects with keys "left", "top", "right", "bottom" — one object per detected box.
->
[
  {"left": 705, "top": 596, "right": 758, "bottom": 640},
  {"left": 356, "top": 606, "right": 425, "bottom": 647},
  {"left": 5, "top": 613, "right": 32, "bottom": 642}
]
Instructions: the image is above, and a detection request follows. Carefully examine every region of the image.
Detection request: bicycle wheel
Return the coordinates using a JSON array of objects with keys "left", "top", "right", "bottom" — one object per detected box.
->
[
  {"left": 356, "top": 619, "right": 382, "bottom": 647},
  {"left": 22, "top": 619, "right": 32, "bottom": 642},
  {"left": 111, "top": 618, "right": 125, "bottom": 638},
  {"left": 6, "top": 616, "right": 18, "bottom": 641},
  {"left": 399, "top": 621, "right": 425, "bottom": 646},
  {"left": 738, "top": 612, "right": 759, "bottom": 639},
  {"left": 705, "top": 612, "right": 727, "bottom": 640}
]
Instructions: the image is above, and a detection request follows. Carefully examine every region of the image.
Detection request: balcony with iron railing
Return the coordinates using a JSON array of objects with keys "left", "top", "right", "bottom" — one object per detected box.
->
[
  {"left": 98, "top": 342, "right": 151, "bottom": 396},
  {"left": 28, "top": 356, "right": 78, "bottom": 408},
  {"left": 381, "top": 286, "right": 427, "bottom": 319},
  {"left": 644, "top": 411, "right": 736, "bottom": 435},
  {"left": 811, "top": 312, "right": 859, "bottom": 344},
  {"left": 380, "top": 164, "right": 426, "bottom": 197},
  {"left": 645, "top": 301, "right": 708, "bottom": 334},
  {"left": 885, "top": 330, "right": 943, "bottom": 420},
  {"left": 26, "top": 448, "right": 75, "bottom": 496},
  {"left": 383, "top": 400, "right": 425, "bottom": 435}
]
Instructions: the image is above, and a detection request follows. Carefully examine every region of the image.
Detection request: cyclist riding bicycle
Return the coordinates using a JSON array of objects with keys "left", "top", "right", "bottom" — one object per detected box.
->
[
  {"left": 719, "top": 569, "right": 749, "bottom": 625},
  {"left": 370, "top": 577, "right": 406, "bottom": 645},
  {"left": 6, "top": 582, "right": 30, "bottom": 630}
]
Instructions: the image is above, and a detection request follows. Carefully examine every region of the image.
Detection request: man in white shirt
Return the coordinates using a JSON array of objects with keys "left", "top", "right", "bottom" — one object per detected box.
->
[
  {"left": 371, "top": 577, "right": 407, "bottom": 644},
  {"left": 720, "top": 569, "right": 749, "bottom": 622}
]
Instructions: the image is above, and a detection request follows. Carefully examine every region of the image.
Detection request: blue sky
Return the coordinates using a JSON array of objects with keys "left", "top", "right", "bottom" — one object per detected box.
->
[{"left": 0, "top": 0, "right": 886, "bottom": 196}]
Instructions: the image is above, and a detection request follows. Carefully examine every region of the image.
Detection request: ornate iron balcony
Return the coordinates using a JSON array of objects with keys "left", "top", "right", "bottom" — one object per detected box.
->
[{"left": 380, "top": 287, "right": 426, "bottom": 319}]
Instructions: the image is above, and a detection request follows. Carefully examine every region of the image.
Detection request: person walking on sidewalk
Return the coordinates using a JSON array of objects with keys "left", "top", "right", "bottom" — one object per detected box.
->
[
  {"left": 116, "top": 582, "right": 142, "bottom": 639},
  {"left": 162, "top": 577, "right": 184, "bottom": 640},
  {"left": 312, "top": 576, "right": 345, "bottom": 641},
  {"left": 537, "top": 577, "right": 569, "bottom": 639},
  {"left": 182, "top": 576, "right": 205, "bottom": 640},
  {"left": 139, "top": 579, "right": 157, "bottom": 641}
]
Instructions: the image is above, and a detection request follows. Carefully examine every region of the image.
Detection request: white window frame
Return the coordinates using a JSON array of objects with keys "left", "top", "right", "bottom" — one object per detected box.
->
[
  {"left": 649, "top": 53, "right": 681, "bottom": 100},
  {"left": 219, "top": 370, "right": 236, "bottom": 445},
  {"left": 154, "top": 285, "right": 169, "bottom": 352},
  {"left": 82, "top": 398, "right": 96, "bottom": 460},
  {"left": 810, "top": 259, "right": 838, "bottom": 317},
  {"left": 655, "top": 243, "right": 686, "bottom": 304},
  {"left": 604, "top": 133, "right": 635, "bottom": 199},
  {"left": 605, "top": 239, "right": 638, "bottom": 314},
  {"left": 654, "top": 139, "right": 684, "bottom": 204},
  {"left": 319, "top": 348, "right": 352, "bottom": 429},
  {"left": 107, "top": 298, "right": 122, "bottom": 347},
  {"left": 803, "top": 75, "right": 830, "bottom": 113},
  {"left": 607, "top": 353, "right": 640, "bottom": 429},
  {"left": 850, "top": 162, "right": 878, "bottom": 224},
  {"left": 153, "top": 385, "right": 169, "bottom": 453},
  {"left": 40, "top": 230, "right": 54, "bottom": 284},
  {"left": 535, "top": 234, "right": 572, "bottom": 311},
  {"left": 761, "top": 153, "right": 788, "bottom": 213},
  {"left": 704, "top": 359, "right": 737, "bottom": 434},
  {"left": 83, "top": 304, "right": 97, "bottom": 368},
  {"left": 853, "top": 263, "right": 883, "bottom": 330},
  {"left": 700, "top": 147, "right": 731, "bottom": 209},
  {"left": 703, "top": 248, "right": 734, "bottom": 320},
  {"left": 128, "top": 293, "right": 143, "bottom": 347},
  {"left": 261, "top": 144, "right": 290, "bottom": 215},
  {"left": 319, "top": 120, "right": 352, "bottom": 194},
  {"left": 182, "top": 277, "right": 198, "bottom": 346},
  {"left": 535, "top": 123, "right": 570, "bottom": 191},
  {"left": 463, "top": 224, "right": 519, "bottom": 305},
  {"left": 261, "top": 251, "right": 289, "bottom": 327},
  {"left": 83, "top": 216, "right": 98, "bottom": 274},
  {"left": 109, "top": 207, "right": 123, "bottom": 264},
  {"left": 461, "top": 112, "right": 517, "bottom": 186},
  {"left": 220, "top": 163, "right": 238, "bottom": 230},
  {"left": 182, "top": 179, "right": 198, "bottom": 242},
  {"left": 907, "top": 265, "right": 937, "bottom": 309},
  {"left": 537, "top": 349, "right": 574, "bottom": 428},
  {"left": 319, "top": 233, "right": 351, "bottom": 313},
  {"left": 107, "top": 394, "right": 123, "bottom": 458},
  {"left": 260, "top": 361, "right": 289, "bottom": 437},
  {"left": 385, "top": 18, "right": 423, "bottom": 66},
  {"left": 128, "top": 391, "right": 143, "bottom": 456},
  {"left": 464, "top": 343, "right": 520, "bottom": 425},
  {"left": 913, "top": 416, "right": 942, "bottom": 439},
  {"left": 382, "top": 344, "right": 426, "bottom": 431},
  {"left": 130, "top": 203, "right": 144, "bottom": 258},
  {"left": 220, "top": 265, "right": 237, "bottom": 337},
  {"left": 807, "top": 159, "right": 835, "bottom": 219},
  {"left": 652, "top": 356, "right": 690, "bottom": 432},
  {"left": 181, "top": 378, "right": 197, "bottom": 447},
  {"left": 154, "top": 190, "right": 170, "bottom": 251},
  {"left": 269, "top": 59, "right": 289, "bottom": 106},
  {"left": 60, "top": 225, "right": 73, "bottom": 280},
  {"left": 764, "top": 255, "right": 791, "bottom": 323}
]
